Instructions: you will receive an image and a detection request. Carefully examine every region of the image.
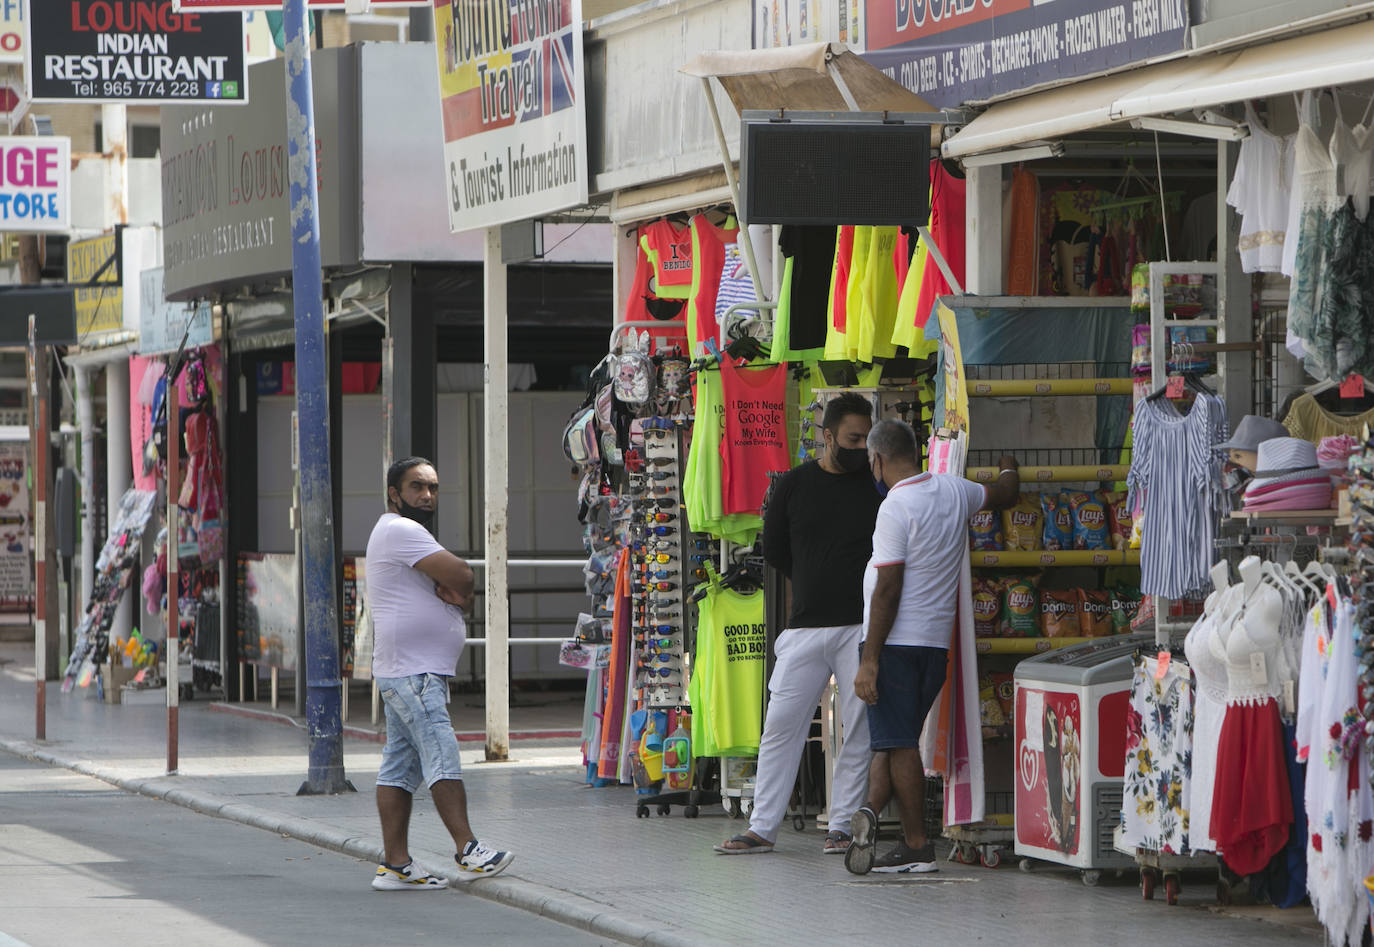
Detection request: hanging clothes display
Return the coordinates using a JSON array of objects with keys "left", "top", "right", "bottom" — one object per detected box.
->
[
  {"left": 1005, "top": 166, "right": 1040, "bottom": 295},
  {"left": 912, "top": 160, "right": 966, "bottom": 329},
  {"left": 1120, "top": 653, "right": 1194, "bottom": 855},
  {"left": 1126, "top": 393, "right": 1230, "bottom": 599},
  {"left": 688, "top": 213, "right": 738, "bottom": 359},
  {"left": 683, "top": 369, "right": 763, "bottom": 545},
  {"left": 1226, "top": 102, "right": 1295, "bottom": 274},
  {"left": 1282, "top": 393, "right": 1374, "bottom": 440},
  {"left": 854, "top": 225, "right": 901, "bottom": 363},
  {"left": 718, "top": 359, "right": 789, "bottom": 517},
  {"left": 773, "top": 224, "right": 835, "bottom": 362},
  {"left": 687, "top": 577, "right": 767, "bottom": 758},
  {"left": 640, "top": 218, "right": 694, "bottom": 299}
]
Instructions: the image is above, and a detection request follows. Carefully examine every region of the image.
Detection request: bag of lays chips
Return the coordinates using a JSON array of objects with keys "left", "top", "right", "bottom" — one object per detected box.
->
[
  {"left": 979, "top": 674, "right": 1007, "bottom": 728},
  {"left": 973, "top": 578, "right": 1002, "bottom": 637},
  {"left": 969, "top": 508, "right": 1004, "bottom": 551},
  {"left": 1103, "top": 491, "right": 1134, "bottom": 551},
  {"left": 1041, "top": 492, "right": 1074, "bottom": 550},
  {"left": 1001, "top": 576, "right": 1040, "bottom": 637},
  {"left": 1002, "top": 493, "right": 1044, "bottom": 551},
  {"left": 1068, "top": 491, "right": 1110, "bottom": 550}
]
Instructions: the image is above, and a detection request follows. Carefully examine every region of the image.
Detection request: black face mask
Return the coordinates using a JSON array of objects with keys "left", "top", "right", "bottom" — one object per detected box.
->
[
  {"left": 834, "top": 445, "right": 869, "bottom": 473},
  {"left": 395, "top": 497, "right": 435, "bottom": 527}
]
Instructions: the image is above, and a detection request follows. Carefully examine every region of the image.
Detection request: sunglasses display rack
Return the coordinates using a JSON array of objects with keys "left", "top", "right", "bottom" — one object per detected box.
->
[{"left": 631, "top": 424, "right": 690, "bottom": 708}]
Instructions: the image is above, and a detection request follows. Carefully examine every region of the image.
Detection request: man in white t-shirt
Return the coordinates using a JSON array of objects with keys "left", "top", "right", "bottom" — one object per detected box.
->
[
  {"left": 367, "top": 457, "right": 513, "bottom": 891},
  {"left": 844, "top": 420, "right": 1019, "bottom": 876}
]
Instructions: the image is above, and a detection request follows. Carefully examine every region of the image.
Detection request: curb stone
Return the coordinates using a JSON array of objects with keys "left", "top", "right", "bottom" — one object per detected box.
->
[{"left": 0, "top": 737, "right": 700, "bottom": 947}]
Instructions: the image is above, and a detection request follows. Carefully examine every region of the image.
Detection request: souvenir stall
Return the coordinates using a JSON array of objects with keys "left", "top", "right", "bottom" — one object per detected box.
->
[
  {"left": 926, "top": 14, "right": 1374, "bottom": 936},
  {"left": 563, "top": 47, "right": 988, "bottom": 828},
  {"left": 64, "top": 346, "right": 228, "bottom": 703}
]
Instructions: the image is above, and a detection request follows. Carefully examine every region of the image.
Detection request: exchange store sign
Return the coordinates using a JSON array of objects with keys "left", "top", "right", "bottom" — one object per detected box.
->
[
  {"left": 433, "top": 0, "right": 589, "bottom": 232},
  {"left": 0, "top": 136, "right": 70, "bottom": 233},
  {"left": 862, "top": 0, "right": 1189, "bottom": 108},
  {"left": 25, "top": 0, "right": 247, "bottom": 104}
]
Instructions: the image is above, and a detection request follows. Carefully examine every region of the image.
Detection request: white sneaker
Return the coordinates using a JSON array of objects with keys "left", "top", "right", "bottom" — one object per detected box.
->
[
  {"left": 372, "top": 861, "right": 449, "bottom": 891},
  {"left": 456, "top": 840, "right": 514, "bottom": 877}
]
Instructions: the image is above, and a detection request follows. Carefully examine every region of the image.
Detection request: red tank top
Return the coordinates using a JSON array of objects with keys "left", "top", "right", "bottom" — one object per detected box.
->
[
  {"left": 832, "top": 226, "right": 855, "bottom": 331},
  {"left": 719, "top": 359, "right": 790, "bottom": 516}
]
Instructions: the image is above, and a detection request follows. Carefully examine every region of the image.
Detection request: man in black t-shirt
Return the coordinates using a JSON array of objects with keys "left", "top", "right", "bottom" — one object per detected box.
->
[{"left": 715, "top": 392, "right": 880, "bottom": 856}]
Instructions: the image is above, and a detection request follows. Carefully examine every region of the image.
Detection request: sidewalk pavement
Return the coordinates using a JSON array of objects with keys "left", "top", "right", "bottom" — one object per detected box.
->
[{"left": 0, "top": 644, "right": 1322, "bottom": 946}]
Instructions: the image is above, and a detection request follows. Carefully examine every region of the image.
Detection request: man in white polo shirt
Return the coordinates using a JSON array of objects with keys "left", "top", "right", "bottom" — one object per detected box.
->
[{"left": 845, "top": 420, "right": 1019, "bottom": 875}]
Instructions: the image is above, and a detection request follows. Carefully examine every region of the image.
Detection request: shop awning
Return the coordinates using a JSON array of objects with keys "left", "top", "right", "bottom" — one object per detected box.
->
[
  {"left": 680, "top": 42, "right": 938, "bottom": 115},
  {"left": 943, "top": 18, "right": 1374, "bottom": 159}
]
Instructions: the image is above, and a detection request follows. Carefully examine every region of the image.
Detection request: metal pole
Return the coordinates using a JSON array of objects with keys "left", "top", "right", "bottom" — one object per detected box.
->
[
  {"left": 483, "top": 226, "right": 509, "bottom": 762},
  {"left": 27, "top": 317, "right": 45, "bottom": 740},
  {"left": 699, "top": 77, "right": 767, "bottom": 305},
  {"left": 75, "top": 367, "right": 95, "bottom": 615},
  {"left": 166, "top": 388, "right": 179, "bottom": 773},
  {"left": 284, "top": 0, "right": 350, "bottom": 794}
]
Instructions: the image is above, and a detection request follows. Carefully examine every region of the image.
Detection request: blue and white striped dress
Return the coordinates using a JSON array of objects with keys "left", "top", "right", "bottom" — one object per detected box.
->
[{"left": 1126, "top": 394, "right": 1231, "bottom": 599}]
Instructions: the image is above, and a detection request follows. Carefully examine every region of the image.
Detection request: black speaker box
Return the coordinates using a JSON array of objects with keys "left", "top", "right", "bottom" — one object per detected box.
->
[{"left": 739, "top": 115, "right": 931, "bottom": 226}]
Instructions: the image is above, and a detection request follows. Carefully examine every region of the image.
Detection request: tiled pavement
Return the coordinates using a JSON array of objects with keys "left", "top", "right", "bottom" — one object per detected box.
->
[{"left": 0, "top": 644, "right": 1322, "bottom": 945}]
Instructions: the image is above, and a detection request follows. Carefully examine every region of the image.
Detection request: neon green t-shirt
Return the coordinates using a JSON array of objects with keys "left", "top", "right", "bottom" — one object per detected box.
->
[{"left": 689, "top": 582, "right": 766, "bottom": 758}]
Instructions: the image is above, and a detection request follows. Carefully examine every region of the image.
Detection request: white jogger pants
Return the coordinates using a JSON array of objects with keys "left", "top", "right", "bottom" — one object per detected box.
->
[{"left": 747, "top": 623, "right": 871, "bottom": 843}]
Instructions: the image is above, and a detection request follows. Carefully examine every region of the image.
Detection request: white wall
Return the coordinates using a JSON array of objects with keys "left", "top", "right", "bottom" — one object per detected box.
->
[{"left": 255, "top": 389, "right": 586, "bottom": 677}]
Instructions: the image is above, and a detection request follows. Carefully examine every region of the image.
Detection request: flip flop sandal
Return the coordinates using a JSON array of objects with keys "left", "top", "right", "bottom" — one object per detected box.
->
[
  {"left": 713, "top": 834, "right": 775, "bottom": 855},
  {"left": 823, "top": 831, "right": 852, "bottom": 854}
]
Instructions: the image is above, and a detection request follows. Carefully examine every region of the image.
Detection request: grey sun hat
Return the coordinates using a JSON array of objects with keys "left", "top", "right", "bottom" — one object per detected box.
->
[{"left": 1216, "top": 415, "right": 1289, "bottom": 453}]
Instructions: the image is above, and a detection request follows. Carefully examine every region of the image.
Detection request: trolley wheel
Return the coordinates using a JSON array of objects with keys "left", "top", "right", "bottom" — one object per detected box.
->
[
  {"left": 684, "top": 804, "right": 700, "bottom": 819},
  {"left": 979, "top": 848, "right": 1002, "bottom": 869},
  {"left": 793, "top": 815, "right": 805, "bottom": 832},
  {"left": 1165, "top": 875, "right": 1180, "bottom": 906},
  {"left": 1141, "top": 868, "right": 1157, "bottom": 900},
  {"left": 727, "top": 797, "right": 742, "bottom": 819},
  {"left": 1081, "top": 870, "right": 1102, "bottom": 887},
  {"left": 1018, "top": 858, "right": 1035, "bottom": 873},
  {"left": 657, "top": 804, "right": 671, "bottom": 816},
  {"left": 955, "top": 843, "right": 977, "bottom": 865},
  {"left": 636, "top": 805, "right": 649, "bottom": 819}
]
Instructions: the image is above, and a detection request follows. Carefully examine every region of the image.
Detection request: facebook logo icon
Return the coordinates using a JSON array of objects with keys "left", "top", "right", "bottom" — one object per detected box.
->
[{"left": 207, "top": 82, "right": 221, "bottom": 98}]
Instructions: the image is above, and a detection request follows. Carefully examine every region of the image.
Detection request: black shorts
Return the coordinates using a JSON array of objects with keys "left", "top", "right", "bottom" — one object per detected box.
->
[{"left": 864, "top": 644, "right": 948, "bottom": 751}]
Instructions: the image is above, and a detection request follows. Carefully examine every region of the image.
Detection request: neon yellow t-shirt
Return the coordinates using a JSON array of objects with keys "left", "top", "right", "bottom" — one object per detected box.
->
[
  {"left": 683, "top": 370, "right": 762, "bottom": 545},
  {"left": 689, "top": 582, "right": 766, "bottom": 758},
  {"left": 857, "top": 226, "right": 901, "bottom": 362}
]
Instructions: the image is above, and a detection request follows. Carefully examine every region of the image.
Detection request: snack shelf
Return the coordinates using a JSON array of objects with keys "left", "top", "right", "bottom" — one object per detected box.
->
[
  {"left": 967, "top": 465, "right": 1129, "bottom": 484},
  {"left": 971, "top": 549, "right": 1141, "bottom": 568},
  {"left": 1229, "top": 509, "right": 1346, "bottom": 523},
  {"left": 976, "top": 637, "right": 1099, "bottom": 654},
  {"left": 967, "top": 378, "right": 1133, "bottom": 397}
]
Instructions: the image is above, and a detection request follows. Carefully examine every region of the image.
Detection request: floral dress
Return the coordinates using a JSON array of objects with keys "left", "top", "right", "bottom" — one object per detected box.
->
[{"left": 1120, "top": 654, "right": 1195, "bottom": 855}]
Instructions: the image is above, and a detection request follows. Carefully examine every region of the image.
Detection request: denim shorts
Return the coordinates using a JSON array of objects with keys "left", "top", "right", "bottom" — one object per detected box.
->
[
  {"left": 376, "top": 673, "right": 464, "bottom": 793},
  {"left": 864, "top": 645, "right": 948, "bottom": 751}
]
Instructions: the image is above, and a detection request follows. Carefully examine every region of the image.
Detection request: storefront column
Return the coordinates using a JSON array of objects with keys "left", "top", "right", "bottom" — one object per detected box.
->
[
  {"left": 105, "top": 359, "right": 132, "bottom": 648},
  {"left": 388, "top": 264, "right": 436, "bottom": 462},
  {"left": 74, "top": 366, "right": 96, "bottom": 615},
  {"left": 964, "top": 165, "right": 1003, "bottom": 295},
  {"left": 483, "top": 226, "right": 510, "bottom": 762}
]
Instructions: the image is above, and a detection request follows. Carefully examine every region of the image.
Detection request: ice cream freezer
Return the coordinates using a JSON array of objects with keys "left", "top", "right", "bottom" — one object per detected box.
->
[{"left": 1014, "top": 635, "right": 1148, "bottom": 880}]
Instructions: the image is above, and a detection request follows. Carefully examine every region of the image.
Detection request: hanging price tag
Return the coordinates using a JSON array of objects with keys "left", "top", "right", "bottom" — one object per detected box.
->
[
  {"left": 1340, "top": 373, "right": 1365, "bottom": 398},
  {"left": 1250, "top": 651, "right": 1268, "bottom": 686},
  {"left": 1165, "top": 375, "right": 1186, "bottom": 399},
  {"left": 1155, "top": 651, "right": 1171, "bottom": 679}
]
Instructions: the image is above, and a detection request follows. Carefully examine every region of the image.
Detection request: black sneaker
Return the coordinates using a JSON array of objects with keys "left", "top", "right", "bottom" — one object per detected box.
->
[
  {"left": 872, "top": 841, "right": 939, "bottom": 874},
  {"left": 843, "top": 806, "right": 878, "bottom": 875}
]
